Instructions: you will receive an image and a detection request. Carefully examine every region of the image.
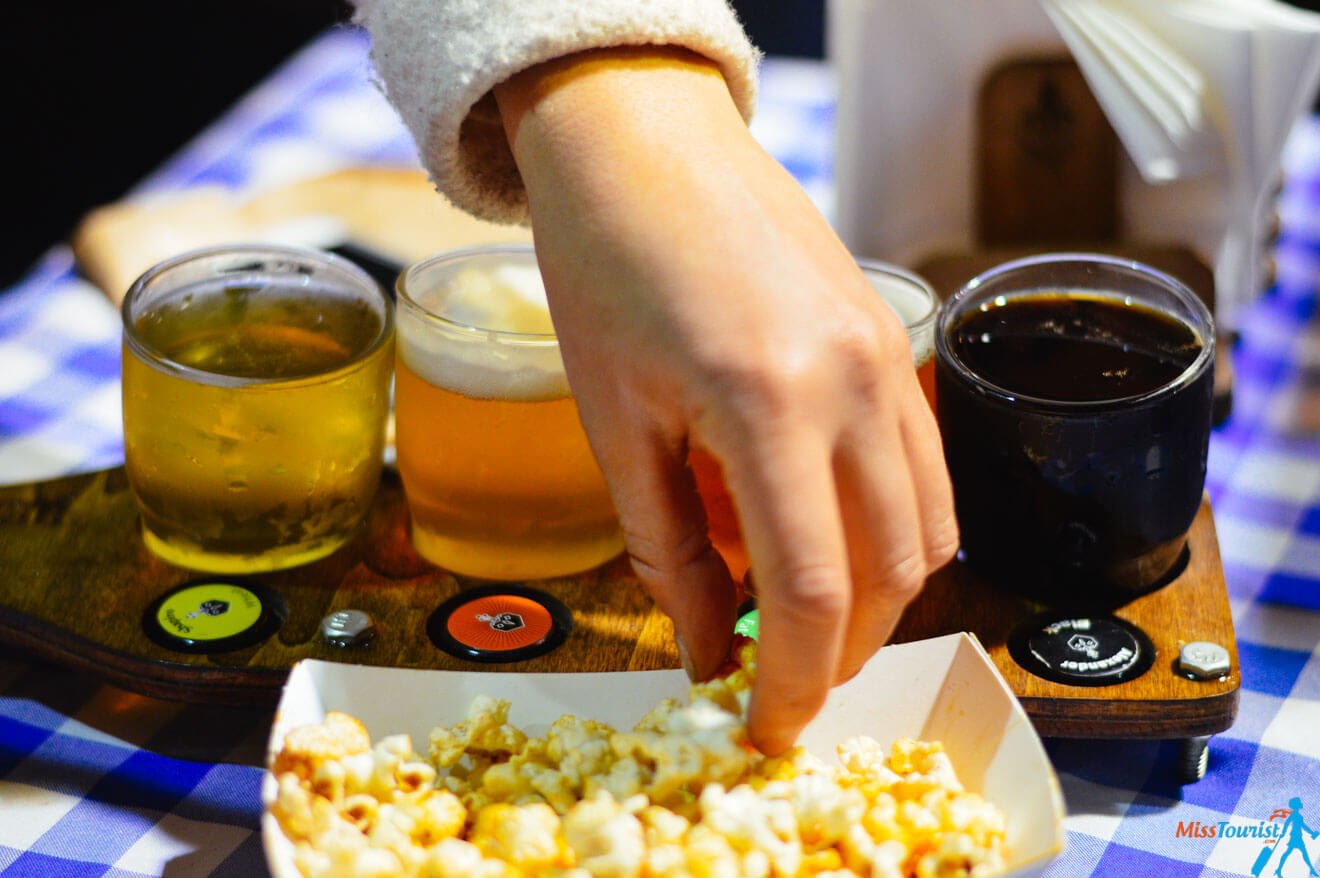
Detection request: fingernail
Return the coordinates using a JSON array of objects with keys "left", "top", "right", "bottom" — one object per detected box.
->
[
  {"left": 747, "top": 712, "right": 788, "bottom": 756},
  {"left": 676, "top": 635, "right": 697, "bottom": 681}
]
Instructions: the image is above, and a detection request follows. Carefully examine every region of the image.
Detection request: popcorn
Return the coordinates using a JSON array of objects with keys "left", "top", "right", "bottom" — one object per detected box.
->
[
  {"left": 269, "top": 642, "right": 1007, "bottom": 878},
  {"left": 470, "top": 802, "right": 567, "bottom": 870},
  {"left": 561, "top": 792, "right": 647, "bottom": 878},
  {"left": 273, "top": 711, "right": 371, "bottom": 781},
  {"left": 430, "top": 695, "right": 528, "bottom": 769},
  {"left": 697, "top": 783, "right": 802, "bottom": 877}
]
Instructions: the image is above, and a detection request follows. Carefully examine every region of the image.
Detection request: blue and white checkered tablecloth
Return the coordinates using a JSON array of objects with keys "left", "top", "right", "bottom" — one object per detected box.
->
[{"left": 2, "top": 24, "right": 1320, "bottom": 878}]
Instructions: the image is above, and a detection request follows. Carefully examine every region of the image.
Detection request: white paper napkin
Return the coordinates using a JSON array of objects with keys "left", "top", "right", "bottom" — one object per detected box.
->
[{"left": 1041, "top": 0, "right": 1320, "bottom": 321}]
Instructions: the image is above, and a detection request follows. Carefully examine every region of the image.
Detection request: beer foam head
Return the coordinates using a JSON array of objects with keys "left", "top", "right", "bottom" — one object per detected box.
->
[
  {"left": 398, "top": 259, "right": 569, "bottom": 402},
  {"left": 441, "top": 264, "right": 556, "bottom": 335}
]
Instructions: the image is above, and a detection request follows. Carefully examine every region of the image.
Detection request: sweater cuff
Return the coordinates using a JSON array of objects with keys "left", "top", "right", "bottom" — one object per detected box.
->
[{"left": 354, "top": 0, "right": 761, "bottom": 224}]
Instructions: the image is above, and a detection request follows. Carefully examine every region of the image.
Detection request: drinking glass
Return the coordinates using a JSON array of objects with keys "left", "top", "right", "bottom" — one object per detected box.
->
[
  {"left": 394, "top": 244, "right": 624, "bottom": 580},
  {"left": 122, "top": 245, "right": 394, "bottom": 573},
  {"left": 934, "top": 253, "right": 1215, "bottom": 601}
]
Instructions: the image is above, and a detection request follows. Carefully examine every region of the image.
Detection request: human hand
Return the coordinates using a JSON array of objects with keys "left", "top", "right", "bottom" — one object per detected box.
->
[{"left": 494, "top": 47, "right": 958, "bottom": 754}]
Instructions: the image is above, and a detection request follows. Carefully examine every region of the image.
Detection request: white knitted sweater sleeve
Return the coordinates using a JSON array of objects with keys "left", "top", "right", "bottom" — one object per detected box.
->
[{"left": 352, "top": 0, "right": 761, "bottom": 224}]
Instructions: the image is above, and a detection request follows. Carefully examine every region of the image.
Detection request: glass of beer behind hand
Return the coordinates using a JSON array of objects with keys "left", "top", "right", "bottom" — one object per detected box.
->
[
  {"left": 394, "top": 244, "right": 625, "bottom": 580},
  {"left": 121, "top": 245, "right": 394, "bottom": 573},
  {"left": 690, "top": 260, "right": 938, "bottom": 584}
]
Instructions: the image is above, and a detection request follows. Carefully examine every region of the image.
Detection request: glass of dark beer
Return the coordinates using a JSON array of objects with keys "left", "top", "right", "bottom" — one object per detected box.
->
[{"left": 934, "top": 253, "right": 1215, "bottom": 603}]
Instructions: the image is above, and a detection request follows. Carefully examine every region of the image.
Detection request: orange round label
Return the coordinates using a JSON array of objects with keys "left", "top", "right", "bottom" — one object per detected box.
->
[{"left": 446, "top": 594, "right": 553, "bottom": 652}]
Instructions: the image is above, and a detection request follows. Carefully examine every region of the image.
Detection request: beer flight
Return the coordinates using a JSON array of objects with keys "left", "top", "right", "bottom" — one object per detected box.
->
[{"left": 120, "top": 245, "right": 1214, "bottom": 605}]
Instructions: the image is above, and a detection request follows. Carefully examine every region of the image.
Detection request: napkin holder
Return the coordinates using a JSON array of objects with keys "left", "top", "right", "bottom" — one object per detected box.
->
[
  {"left": 825, "top": 0, "right": 1300, "bottom": 323},
  {"left": 828, "top": 0, "right": 1251, "bottom": 420}
]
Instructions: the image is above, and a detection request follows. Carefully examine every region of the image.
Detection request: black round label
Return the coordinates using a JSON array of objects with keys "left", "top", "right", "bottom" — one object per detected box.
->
[
  {"left": 427, "top": 585, "right": 572, "bottom": 663},
  {"left": 142, "top": 580, "right": 286, "bottom": 654},
  {"left": 1008, "top": 614, "right": 1155, "bottom": 686}
]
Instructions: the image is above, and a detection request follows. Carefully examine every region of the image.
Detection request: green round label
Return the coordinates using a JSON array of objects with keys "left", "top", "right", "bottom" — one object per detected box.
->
[
  {"left": 154, "top": 583, "right": 263, "bottom": 642},
  {"left": 734, "top": 608, "right": 759, "bottom": 640}
]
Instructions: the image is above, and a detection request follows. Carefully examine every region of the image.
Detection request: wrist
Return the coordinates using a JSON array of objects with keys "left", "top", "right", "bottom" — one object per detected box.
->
[{"left": 492, "top": 46, "right": 759, "bottom": 221}]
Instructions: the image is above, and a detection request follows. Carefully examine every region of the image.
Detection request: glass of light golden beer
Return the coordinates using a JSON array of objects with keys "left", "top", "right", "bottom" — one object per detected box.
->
[
  {"left": 121, "top": 245, "right": 394, "bottom": 573},
  {"left": 394, "top": 244, "right": 625, "bottom": 580},
  {"left": 689, "top": 260, "right": 938, "bottom": 584}
]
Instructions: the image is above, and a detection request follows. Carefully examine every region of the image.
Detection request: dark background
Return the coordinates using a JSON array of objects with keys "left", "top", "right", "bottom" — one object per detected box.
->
[
  {"left": 5, "top": 0, "right": 1317, "bottom": 289},
  {"left": 4, "top": 1, "right": 357, "bottom": 288},
  {"left": 1, "top": 0, "right": 822, "bottom": 289}
]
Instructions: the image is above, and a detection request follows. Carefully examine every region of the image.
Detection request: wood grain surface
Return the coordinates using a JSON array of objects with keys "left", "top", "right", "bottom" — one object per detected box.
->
[
  {"left": 0, "top": 467, "right": 1237, "bottom": 739},
  {"left": 975, "top": 55, "right": 1119, "bottom": 248},
  {"left": 892, "top": 494, "right": 1238, "bottom": 738},
  {"left": 0, "top": 467, "right": 676, "bottom": 706}
]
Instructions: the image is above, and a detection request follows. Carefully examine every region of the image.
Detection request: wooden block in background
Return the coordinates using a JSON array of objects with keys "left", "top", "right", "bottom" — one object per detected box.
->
[
  {"left": 71, "top": 167, "right": 531, "bottom": 305},
  {"left": 976, "top": 55, "right": 1120, "bottom": 247}
]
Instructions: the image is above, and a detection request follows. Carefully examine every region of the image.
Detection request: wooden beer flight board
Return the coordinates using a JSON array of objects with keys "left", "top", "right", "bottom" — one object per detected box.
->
[{"left": 0, "top": 465, "right": 1238, "bottom": 740}]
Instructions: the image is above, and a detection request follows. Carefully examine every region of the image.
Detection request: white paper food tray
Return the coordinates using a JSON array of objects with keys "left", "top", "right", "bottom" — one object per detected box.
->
[{"left": 262, "top": 631, "right": 1065, "bottom": 877}]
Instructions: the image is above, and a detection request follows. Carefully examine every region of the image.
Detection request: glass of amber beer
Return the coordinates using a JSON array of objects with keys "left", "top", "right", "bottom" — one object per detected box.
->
[
  {"left": 860, "top": 259, "right": 938, "bottom": 405},
  {"left": 689, "top": 260, "right": 938, "bottom": 584},
  {"left": 394, "top": 244, "right": 625, "bottom": 580},
  {"left": 121, "top": 245, "right": 394, "bottom": 573}
]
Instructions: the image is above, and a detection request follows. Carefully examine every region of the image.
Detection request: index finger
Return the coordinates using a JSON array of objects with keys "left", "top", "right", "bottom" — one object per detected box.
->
[{"left": 718, "top": 426, "right": 851, "bottom": 755}]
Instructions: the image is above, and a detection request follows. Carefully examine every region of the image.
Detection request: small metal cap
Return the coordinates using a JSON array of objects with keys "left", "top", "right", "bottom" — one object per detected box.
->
[
  {"left": 1179, "top": 641, "right": 1230, "bottom": 679},
  {"left": 320, "top": 609, "right": 375, "bottom": 647}
]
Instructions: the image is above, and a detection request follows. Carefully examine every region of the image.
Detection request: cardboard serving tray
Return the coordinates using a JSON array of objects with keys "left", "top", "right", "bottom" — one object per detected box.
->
[{"left": 261, "top": 632, "right": 1065, "bottom": 878}]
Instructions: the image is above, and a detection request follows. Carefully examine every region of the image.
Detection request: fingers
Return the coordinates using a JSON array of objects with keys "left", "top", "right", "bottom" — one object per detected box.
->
[
  {"left": 896, "top": 383, "right": 960, "bottom": 575},
  {"left": 830, "top": 412, "right": 926, "bottom": 683},
  {"left": 586, "top": 417, "right": 738, "bottom": 682},
  {"left": 720, "top": 426, "right": 851, "bottom": 756},
  {"left": 829, "top": 383, "right": 957, "bottom": 683}
]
